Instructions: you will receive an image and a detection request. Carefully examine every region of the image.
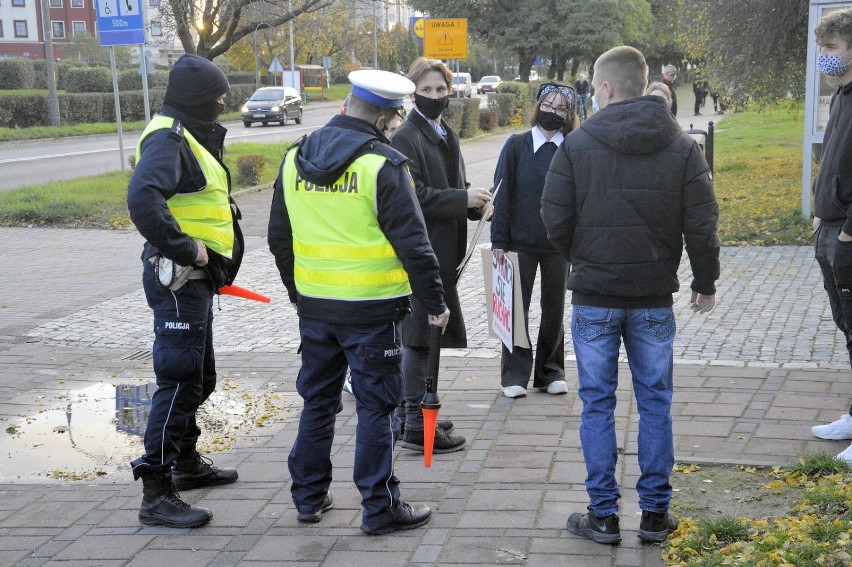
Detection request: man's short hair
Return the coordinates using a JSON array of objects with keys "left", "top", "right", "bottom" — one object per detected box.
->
[
  {"left": 663, "top": 64, "right": 678, "bottom": 76},
  {"left": 406, "top": 57, "right": 452, "bottom": 88},
  {"left": 593, "top": 46, "right": 648, "bottom": 100},
  {"left": 347, "top": 93, "right": 398, "bottom": 124},
  {"left": 816, "top": 7, "right": 852, "bottom": 47}
]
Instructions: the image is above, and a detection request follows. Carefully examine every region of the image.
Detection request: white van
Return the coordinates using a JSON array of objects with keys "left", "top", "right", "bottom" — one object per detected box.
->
[{"left": 451, "top": 72, "right": 472, "bottom": 98}]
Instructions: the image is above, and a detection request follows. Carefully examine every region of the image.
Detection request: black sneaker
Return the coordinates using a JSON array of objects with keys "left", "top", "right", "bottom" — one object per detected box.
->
[
  {"left": 566, "top": 509, "right": 621, "bottom": 544},
  {"left": 361, "top": 501, "right": 432, "bottom": 535},
  {"left": 399, "top": 419, "right": 455, "bottom": 435},
  {"left": 401, "top": 426, "right": 466, "bottom": 454},
  {"left": 172, "top": 452, "right": 238, "bottom": 491},
  {"left": 296, "top": 492, "right": 334, "bottom": 523},
  {"left": 638, "top": 510, "right": 679, "bottom": 542}
]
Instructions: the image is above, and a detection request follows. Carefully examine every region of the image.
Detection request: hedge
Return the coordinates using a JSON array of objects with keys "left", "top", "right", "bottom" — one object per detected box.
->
[
  {"left": 0, "top": 58, "right": 35, "bottom": 90},
  {"left": 117, "top": 69, "right": 169, "bottom": 91},
  {"left": 64, "top": 67, "right": 113, "bottom": 93},
  {"left": 0, "top": 83, "right": 256, "bottom": 128},
  {"left": 494, "top": 80, "right": 533, "bottom": 122},
  {"left": 488, "top": 93, "right": 519, "bottom": 126}
]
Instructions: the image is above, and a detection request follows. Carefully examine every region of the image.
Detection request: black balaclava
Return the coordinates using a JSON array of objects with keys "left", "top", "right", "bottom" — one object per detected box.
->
[{"left": 163, "top": 54, "right": 230, "bottom": 123}]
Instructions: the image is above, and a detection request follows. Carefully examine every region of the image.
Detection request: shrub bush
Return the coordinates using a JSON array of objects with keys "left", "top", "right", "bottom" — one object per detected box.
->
[
  {"left": 443, "top": 101, "right": 464, "bottom": 134},
  {"left": 479, "top": 108, "right": 498, "bottom": 131},
  {"left": 488, "top": 93, "right": 518, "bottom": 126},
  {"left": 0, "top": 58, "right": 35, "bottom": 90},
  {"left": 117, "top": 69, "right": 169, "bottom": 91},
  {"left": 0, "top": 83, "right": 257, "bottom": 128},
  {"left": 457, "top": 97, "right": 480, "bottom": 138},
  {"left": 64, "top": 67, "right": 113, "bottom": 93},
  {"left": 228, "top": 72, "right": 257, "bottom": 85},
  {"left": 235, "top": 154, "right": 265, "bottom": 185},
  {"left": 495, "top": 80, "right": 533, "bottom": 119},
  {"left": 32, "top": 60, "right": 48, "bottom": 89}
]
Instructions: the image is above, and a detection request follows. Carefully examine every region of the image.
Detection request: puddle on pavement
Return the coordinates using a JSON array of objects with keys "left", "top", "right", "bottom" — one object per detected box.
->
[{"left": 0, "top": 379, "right": 295, "bottom": 482}]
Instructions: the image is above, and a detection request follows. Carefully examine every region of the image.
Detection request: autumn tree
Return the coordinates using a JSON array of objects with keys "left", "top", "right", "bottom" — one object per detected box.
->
[
  {"left": 149, "top": 0, "right": 333, "bottom": 60},
  {"left": 679, "top": 0, "right": 809, "bottom": 103}
]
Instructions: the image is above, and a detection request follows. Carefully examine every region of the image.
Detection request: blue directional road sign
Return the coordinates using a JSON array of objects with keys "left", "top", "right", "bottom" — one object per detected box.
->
[{"left": 97, "top": 0, "right": 145, "bottom": 46}]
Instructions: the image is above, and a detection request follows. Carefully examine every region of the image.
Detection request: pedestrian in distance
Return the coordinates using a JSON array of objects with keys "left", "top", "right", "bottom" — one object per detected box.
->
[
  {"left": 491, "top": 83, "right": 576, "bottom": 399},
  {"left": 574, "top": 73, "right": 590, "bottom": 121},
  {"left": 811, "top": 7, "right": 852, "bottom": 464},
  {"left": 660, "top": 64, "right": 678, "bottom": 117},
  {"left": 692, "top": 66, "right": 707, "bottom": 115},
  {"left": 390, "top": 57, "right": 492, "bottom": 455},
  {"left": 541, "top": 45, "right": 720, "bottom": 545},
  {"left": 268, "top": 70, "right": 450, "bottom": 535},
  {"left": 126, "top": 54, "right": 245, "bottom": 528}
]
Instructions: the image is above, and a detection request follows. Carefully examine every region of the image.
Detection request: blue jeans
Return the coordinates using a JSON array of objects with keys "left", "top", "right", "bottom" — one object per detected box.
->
[{"left": 571, "top": 305, "right": 675, "bottom": 517}]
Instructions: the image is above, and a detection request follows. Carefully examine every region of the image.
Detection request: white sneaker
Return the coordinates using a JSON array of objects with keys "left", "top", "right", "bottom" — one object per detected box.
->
[
  {"left": 837, "top": 443, "right": 852, "bottom": 464},
  {"left": 502, "top": 386, "right": 527, "bottom": 398},
  {"left": 546, "top": 381, "right": 568, "bottom": 395},
  {"left": 342, "top": 372, "right": 353, "bottom": 394},
  {"left": 812, "top": 414, "right": 852, "bottom": 440}
]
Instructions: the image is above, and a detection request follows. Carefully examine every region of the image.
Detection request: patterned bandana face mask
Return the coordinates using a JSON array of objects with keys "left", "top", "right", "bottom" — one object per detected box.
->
[{"left": 819, "top": 48, "right": 852, "bottom": 77}]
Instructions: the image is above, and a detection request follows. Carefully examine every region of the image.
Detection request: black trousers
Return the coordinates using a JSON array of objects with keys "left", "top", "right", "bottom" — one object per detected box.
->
[
  {"left": 131, "top": 259, "right": 216, "bottom": 479},
  {"left": 501, "top": 251, "right": 569, "bottom": 389},
  {"left": 814, "top": 222, "right": 852, "bottom": 416}
]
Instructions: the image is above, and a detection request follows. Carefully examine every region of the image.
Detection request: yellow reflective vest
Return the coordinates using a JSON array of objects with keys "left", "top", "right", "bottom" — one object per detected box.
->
[
  {"left": 281, "top": 146, "right": 411, "bottom": 300},
  {"left": 136, "top": 115, "right": 234, "bottom": 259}
]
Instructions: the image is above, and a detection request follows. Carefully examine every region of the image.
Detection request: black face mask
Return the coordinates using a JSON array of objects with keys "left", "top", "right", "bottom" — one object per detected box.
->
[
  {"left": 536, "top": 109, "right": 566, "bottom": 132},
  {"left": 414, "top": 93, "right": 449, "bottom": 120},
  {"left": 184, "top": 100, "right": 226, "bottom": 123}
]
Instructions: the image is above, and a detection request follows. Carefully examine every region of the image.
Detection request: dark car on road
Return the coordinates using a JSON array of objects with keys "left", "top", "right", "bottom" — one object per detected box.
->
[{"left": 241, "top": 86, "right": 303, "bottom": 127}]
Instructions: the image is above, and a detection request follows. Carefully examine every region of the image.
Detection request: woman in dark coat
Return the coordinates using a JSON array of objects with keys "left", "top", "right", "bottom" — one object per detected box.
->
[{"left": 390, "top": 57, "right": 492, "bottom": 454}]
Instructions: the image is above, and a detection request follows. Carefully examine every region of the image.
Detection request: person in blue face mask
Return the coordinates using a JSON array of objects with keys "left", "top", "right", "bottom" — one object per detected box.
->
[{"left": 811, "top": 7, "right": 852, "bottom": 465}]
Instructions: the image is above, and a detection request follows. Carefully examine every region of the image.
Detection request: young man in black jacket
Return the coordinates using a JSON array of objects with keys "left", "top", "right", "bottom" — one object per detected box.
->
[
  {"left": 541, "top": 45, "right": 720, "bottom": 545},
  {"left": 811, "top": 8, "right": 852, "bottom": 463}
]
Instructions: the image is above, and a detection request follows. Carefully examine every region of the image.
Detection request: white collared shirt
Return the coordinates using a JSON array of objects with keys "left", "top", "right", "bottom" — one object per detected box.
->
[{"left": 531, "top": 125, "right": 564, "bottom": 153}]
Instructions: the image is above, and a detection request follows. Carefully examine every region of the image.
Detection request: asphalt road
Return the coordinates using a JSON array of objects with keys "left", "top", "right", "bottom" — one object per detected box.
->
[{"left": 0, "top": 106, "right": 335, "bottom": 192}]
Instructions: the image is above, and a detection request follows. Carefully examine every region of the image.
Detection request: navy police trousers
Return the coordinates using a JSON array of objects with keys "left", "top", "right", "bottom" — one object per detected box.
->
[
  {"left": 131, "top": 258, "right": 217, "bottom": 479},
  {"left": 289, "top": 317, "right": 404, "bottom": 532}
]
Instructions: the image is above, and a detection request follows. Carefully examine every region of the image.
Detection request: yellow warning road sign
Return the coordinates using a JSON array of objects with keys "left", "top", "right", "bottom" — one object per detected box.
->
[{"left": 423, "top": 18, "right": 468, "bottom": 60}]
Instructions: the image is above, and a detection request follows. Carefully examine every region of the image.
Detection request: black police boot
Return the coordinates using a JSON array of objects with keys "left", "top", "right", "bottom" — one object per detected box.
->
[
  {"left": 139, "top": 471, "right": 212, "bottom": 528},
  {"left": 172, "top": 451, "right": 238, "bottom": 491},
  {"left": 401, "top": 426, "right": 466, "bottom": 454},
  {"left": 361, "top": 501, "right": 432, "bottom": 535}
]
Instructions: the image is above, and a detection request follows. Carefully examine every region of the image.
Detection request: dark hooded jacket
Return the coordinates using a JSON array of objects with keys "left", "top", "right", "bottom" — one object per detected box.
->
[
  {"left": 541, "top": 95, "right": 720, "bottom": 308},
  {"left": 268, "top": 114, "right": 446, "bottom": 323},
  {"left": 813, "top": 81, "right": 852, "bottom": 234},
  {"left": 127, "top": 103, "right": 244, "bottom": 288}
]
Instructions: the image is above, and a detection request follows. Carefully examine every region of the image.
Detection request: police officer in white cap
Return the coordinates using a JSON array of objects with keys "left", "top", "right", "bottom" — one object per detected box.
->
[{"left": 268, "top": 70, "right": 450, "bottom": 535}]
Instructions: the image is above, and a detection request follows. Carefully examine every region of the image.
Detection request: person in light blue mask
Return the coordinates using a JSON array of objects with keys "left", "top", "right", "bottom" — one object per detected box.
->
[{"left": 811, "top": 7, "right": 852, "bottom": 465}]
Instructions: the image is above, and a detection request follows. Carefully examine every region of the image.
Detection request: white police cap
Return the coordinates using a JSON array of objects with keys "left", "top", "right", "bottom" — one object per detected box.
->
[{"left": 348, "top": 69, "right": 415, "bottom": 109}]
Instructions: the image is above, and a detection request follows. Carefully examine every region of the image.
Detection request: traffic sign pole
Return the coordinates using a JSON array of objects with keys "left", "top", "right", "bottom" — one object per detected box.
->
[
  {"left": 109, "top": 47, "right": 126, "bottom": 172},
  {"left": 140, "top": 45, "right": 150, "bottom": 123}
]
